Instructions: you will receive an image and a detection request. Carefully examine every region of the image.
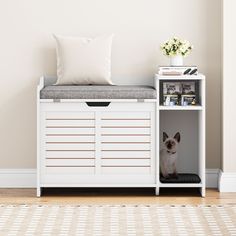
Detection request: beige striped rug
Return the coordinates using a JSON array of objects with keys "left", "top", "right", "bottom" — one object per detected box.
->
[{"left": 0, "top": 204, "right": 235, "bottom": 235}]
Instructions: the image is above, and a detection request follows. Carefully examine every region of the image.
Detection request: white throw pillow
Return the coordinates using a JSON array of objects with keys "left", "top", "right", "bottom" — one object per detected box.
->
[{"left": 54, "top": 34, "right": 113, "bottom": 85}]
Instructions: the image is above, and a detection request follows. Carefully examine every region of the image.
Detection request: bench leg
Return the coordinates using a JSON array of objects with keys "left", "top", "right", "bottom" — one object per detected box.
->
[
  {"left": 200, "top": 187, "right": 205, "bottom": 198},
  {"left": 37, "top": 187, "right": 41, "bottom": 197},
  {"left": 155, "top": 187, "right": 160, "bottom": 196}
]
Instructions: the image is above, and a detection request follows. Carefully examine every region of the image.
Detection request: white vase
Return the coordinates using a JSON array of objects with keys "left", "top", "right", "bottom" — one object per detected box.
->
[{"left": 170, "top": 55, "right": 183, "bottom": 66}]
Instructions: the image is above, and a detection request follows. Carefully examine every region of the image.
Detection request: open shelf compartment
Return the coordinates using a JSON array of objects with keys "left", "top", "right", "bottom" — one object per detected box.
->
[
  {"left": 159, "top": 110, "right": 204, "bottom": 187},
  {"left": 159, "top": 79, "right": 202, "bottom": 107}
]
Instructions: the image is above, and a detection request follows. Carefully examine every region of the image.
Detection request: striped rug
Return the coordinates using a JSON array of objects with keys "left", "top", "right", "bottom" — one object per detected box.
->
[{"left": 0, "top": 204, "right": 235, "bottom": 235}]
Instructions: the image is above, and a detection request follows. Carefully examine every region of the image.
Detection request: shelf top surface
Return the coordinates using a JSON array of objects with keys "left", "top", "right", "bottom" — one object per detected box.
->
[
  {"left": 159, "top": 105, "right": 203, "bottom": 110},
  {"left": 155, "top": 73, "right": 205, "bottom": 80}
]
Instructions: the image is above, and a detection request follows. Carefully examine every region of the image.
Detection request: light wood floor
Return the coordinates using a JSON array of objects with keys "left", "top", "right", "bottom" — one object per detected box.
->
[{"left": 0, "top": 188, "right": 235, "bottom": 205}]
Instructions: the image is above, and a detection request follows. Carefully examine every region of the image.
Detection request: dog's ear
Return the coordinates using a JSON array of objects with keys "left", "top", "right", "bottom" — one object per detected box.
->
[
  {"left": 163, "top": 132, "right": 168, "bottom": 142},
  {"left": 174, "top": 132, "right": 181, "bottom": 143}
]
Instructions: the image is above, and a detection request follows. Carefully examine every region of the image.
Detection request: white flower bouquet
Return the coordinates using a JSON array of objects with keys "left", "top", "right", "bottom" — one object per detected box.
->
[{"left": 161, "top": 37, "right": 193, "bottom": 57}]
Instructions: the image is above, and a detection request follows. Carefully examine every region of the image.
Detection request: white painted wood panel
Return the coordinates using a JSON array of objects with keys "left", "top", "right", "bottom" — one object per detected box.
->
[
  {"left": 101, "top": 159, "right": 150, "bottom": 166},
  {"left": 101, "top": 128, "right": 150, "bottom": 135},
  {"left": 95, "top": 111, "right": 102, "bottom": 175},
  {"left": 46, "top": 143, "right": 95, "bottom": 151},
  {"left": 46, "top": 128, "right": 95, "bottom": 135},
  {"left": 150, "top": 111, "right": 156, "bottom": 179},
  {"left": 46, "top": 112, "right": 95, "bottom": 119},
  {"left": 101, "top": 143, "right": 150, "bottom": 151},
  {"left": 42, "top": 101, "right": 155, "bottom": 112},
  {"left": 46, "top": 119, "right": 95, "bottom": 127},
  {"left": 41, "top": 174, "right": 155, "bottom": 185},
  {"left": 46, "top": 135, "right": 95, "bottom": 143},
  {"left": 101, "top": 119, "right": 150, "bottom": 127},
  {"left": 101, "top": 135, "right": 150, "bottom": 143},
  {"left": 101, "top": 112, "right": 150, "bottom": 119},
  {"left": 46, "top": 151, "right": 95, "bottom": 158},
  {"left": 46, "top": 159, "right": 95, "bottom": 166},
  {"left": 46, "top": 167, "right": 95, "bottom": 175},
  {"left": 101, "top": 151, "right": 150, "bottom": 159},
  {"left": 101, "top": 167, "right": 150, "bottom": 175},
  {"left": 156, "top": 74, "right": 204, "bottom": 81}
]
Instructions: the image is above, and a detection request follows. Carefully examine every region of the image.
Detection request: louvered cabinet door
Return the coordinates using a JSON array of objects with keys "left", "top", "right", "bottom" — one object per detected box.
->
[
  {"left": 40, "top": 107, "right": 96, "bottom": 183},
  {"left": 100, "top": 111, "right": 155, "bottom": 177},
  {"left": 40, "top": 102, "right": 156, "bottom": 186}
]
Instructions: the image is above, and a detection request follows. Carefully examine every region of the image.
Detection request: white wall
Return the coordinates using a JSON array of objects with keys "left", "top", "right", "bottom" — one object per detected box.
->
[
  {"left": 222, "top": 0, "right": 236, "bottom": 172},
  {"left": 0, "top": 0, "right": 221, "bottom": 169}
]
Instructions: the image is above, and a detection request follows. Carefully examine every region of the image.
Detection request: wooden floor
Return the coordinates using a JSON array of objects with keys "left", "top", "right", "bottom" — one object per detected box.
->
[{"left": 0, "top": 188, "right": 235, "bottom": 205}]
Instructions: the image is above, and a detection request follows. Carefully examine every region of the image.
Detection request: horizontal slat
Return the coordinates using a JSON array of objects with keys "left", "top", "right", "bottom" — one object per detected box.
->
[
  {"left": 102, "top": 159, "right": 150, "bottom": 166},
  {"left": 101, "top": 167, "right": 150, "bottom": 175},
  {"left": 46, "top": 120, "right": 95, "bottom": 127},
  {"left": 46, "top": 159, "right": 95, "bottom": 166},
  {"left": 46, "top": 136, "right": 95, "bottom": 143},
  {"left": 101, "top": 119, "right": 150, "bottom": 127},
  {"left": 46, "top": 151, "right": 95, "bottom": 158},
  {"left": 46, "top": 143, "right": 95, "bottom": 151},
  {"left": 46, "top": 167, "right": 95, "bottom": 174},
  {"left": 46, "top": 112, "right": 95, "bottom": 119},
  {"left": 101, "top": 135, "right": 150, "bottom": 143},
  {"left": 46, "top": 128, "right": 95, "bottom": 135},
  {"left": 101, "top": 128, "right": 150, "bottom": 135},
  {"left": 102, "top": 151, "right": 150, "bottom": 158},
  {"left": 101, "top": 112, "right": 150, "bottom": 119},
  {"left": 102, "top": 143, "right": 150, "bottom": 151}
]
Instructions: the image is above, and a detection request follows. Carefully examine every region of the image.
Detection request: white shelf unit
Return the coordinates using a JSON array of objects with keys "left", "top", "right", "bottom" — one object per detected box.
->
[
  {"left": 155, "top": 74, "right": 206, "bottom": 197},
  {"left": 37, "top": 75, "right": 205, "bottom": 197}
]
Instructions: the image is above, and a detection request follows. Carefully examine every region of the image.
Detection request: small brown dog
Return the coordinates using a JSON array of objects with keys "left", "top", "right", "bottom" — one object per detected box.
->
[{"left": 160, "top": 132, "right": 181, "bottom": 178}]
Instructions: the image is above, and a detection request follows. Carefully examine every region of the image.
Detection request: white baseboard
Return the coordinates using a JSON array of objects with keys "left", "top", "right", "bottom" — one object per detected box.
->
[
  {"left": 206, "top": 169, "right": 219, "bottom": 188},
  {"left": 218, "top": 170, "right": 236, "bottom": 192},
  {"left": 0, "top": 168, "right": 219, "bottom": 189},
  {"left": 0, "top": 169, "right": 36, "bottom": 188}
]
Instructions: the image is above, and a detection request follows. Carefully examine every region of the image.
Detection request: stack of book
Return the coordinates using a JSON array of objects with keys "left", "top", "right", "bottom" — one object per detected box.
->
[{"left": 158, "top": 66, "right": 198, "bottom": 76}]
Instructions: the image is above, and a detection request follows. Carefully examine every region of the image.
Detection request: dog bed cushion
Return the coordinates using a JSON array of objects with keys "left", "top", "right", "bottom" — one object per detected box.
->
[
  {"left": 40, "top": 85, "right": 157, "bottom": 99},
  {"left": 160, "top": 173, "right": 201, "bottom": 184}
]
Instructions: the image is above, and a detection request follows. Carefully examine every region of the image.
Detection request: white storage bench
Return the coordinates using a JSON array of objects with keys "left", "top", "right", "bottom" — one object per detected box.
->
[{"left": 37, "top": 76, "right": 158, "bottom": 196}]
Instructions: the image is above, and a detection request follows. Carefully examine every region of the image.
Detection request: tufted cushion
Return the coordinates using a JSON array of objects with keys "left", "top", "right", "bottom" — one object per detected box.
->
[{"left": 40, "top": 85, "right": 156, "bottom": 99}]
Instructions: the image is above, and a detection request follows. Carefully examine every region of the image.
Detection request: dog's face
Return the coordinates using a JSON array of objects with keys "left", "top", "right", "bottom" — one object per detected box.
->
[{"left": 163, "top": 132, "right": 181, "bottom": 152}]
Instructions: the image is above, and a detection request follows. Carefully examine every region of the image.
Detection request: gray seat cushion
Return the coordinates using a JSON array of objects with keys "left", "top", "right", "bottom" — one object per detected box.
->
[{"left": 40, "top": 85, "right": 156, "bottom": 99}]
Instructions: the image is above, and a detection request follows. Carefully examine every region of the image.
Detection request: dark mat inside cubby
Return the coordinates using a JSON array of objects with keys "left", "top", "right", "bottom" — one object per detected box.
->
[{"left": 160, "top": 173, "right": 201, "bottom": 183}]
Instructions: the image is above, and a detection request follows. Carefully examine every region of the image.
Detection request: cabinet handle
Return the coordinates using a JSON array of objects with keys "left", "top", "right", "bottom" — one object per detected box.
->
[{"left": 86, "top": 102, "right": 110, "bottom": 107}]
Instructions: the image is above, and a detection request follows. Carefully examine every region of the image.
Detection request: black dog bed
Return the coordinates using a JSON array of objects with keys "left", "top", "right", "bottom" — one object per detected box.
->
[{"left": 160, "top": 173, "right": 201, "bottom": 183}]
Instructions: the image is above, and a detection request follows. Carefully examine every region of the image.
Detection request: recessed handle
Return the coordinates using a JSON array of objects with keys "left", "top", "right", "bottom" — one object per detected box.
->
[{"left": 86, "top": 102, "right": 110, "bottom": 107}]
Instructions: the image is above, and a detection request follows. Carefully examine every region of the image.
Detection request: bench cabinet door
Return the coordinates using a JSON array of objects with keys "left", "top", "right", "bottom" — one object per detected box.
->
[
  {"left": 100, "top": 111, "right": 154, "bottom": 177},
  {"left": 39, "top": 102, "right": 156, "bottom": 185}
]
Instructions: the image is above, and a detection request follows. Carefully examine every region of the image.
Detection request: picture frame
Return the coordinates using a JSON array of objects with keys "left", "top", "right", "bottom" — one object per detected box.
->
[
  {"left": 163, "top": 82, "right": 182, "bottom": 95},
  {"left": 182, "top": 82, "right": 195, "bottom": 95},
  {"left": 163, "top": 95, "right": 179, "bottom": 106},
  {"left": 181, "top": 95, "right": 196, "bottom": 105}
]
